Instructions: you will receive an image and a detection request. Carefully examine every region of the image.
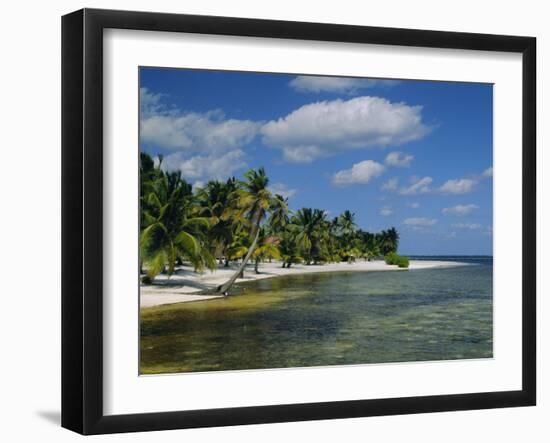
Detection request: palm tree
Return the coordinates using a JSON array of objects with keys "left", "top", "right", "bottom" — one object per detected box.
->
[
  {"left": 322, "top": 216, "right": 341, "bottom": 263},
  {"left": 278, "top": 225, "right": 303, "bottom": 268},
  {"left": 268, "top": 194, "right": 290, "bottom": 233},
  {"left": 196, "top": 178, "right": 238, "bottom": 265},
  {"left": 216, "top": 168, "right": 276, "bottom": 294},
  {"left": 378, "top": 227, "right": 400, "bottom": 255},
  {"left": 140, "top": 168, "right": 215, "bottom": 282},
  {"left": 251, "top": 228, "right": 282, "bottom": 274},
  {"left": 338, "top": 210, "right": 357, "bottom": 238},
  {"left": 386, "top": 226, "right": 400, "bottom": 253},
  {"left": 292, "top": 208, "right": 328, "bottom": 264},
  {"left": 336, "top": 210, "right": 357, "bottom": 261},
  {"left": 140, "top": 152, "right": 161, "bottom": 273},
  {"left": 225, "top": 231, "right": 250, "bottom": 262}
]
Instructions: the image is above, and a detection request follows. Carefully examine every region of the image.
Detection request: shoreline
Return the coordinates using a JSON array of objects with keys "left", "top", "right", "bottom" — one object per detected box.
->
[{"left": 140, "top": 259, "right": 469, "bottom": 308}]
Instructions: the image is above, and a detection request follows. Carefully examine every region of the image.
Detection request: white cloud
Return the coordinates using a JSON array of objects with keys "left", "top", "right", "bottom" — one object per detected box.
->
[
  {"left": 289, "top": 76, "right": 399, "bottom": 94},
  {"left": 404, "top": 217, "right": 438, "bottom": 226},
  {"left": 407, "top": 202, "right": 420, "bottom": 209},
  {"left": 261, "top": 96, "right": 430, "bottom": 163},
  {"left": 380, "top": 206, "right": 393, "bottom": 216},
  {"left": 442, "top": 204, "right": 479, "bottom": 216},
  {"left": 483, "top": 167, "right": 493, "bottom": 178},
  {"left": 399, "top": 176, "right": 433, "bottom": 195},
  {"left": 437, "top": 167, "right": 492, "bottom": 195},
  {"left": 269, "top": 183, "right": 296, "bottom": 199},
  {"left": 141, "top": 111, "right": 260, "bottom": 152},
  {"left": 332, "top": 160, "right": 385, "bottom": 186},
  {"left": 278, "top": 145, "right": 322, "bottom": 163},
  {"left": 390, "top": 169, "right": 489, "bottom": 197},
  {"left": 439, "top": 178, "right": 477, "bottom": 194},
  {"left": 385, "top": 151, "right": 414, "bottom": 167},
  {"left": 381, "top": 177, "right": 399, "bottom": 191},
  {"left": 139, "top": 88, "right": 260, "bottom": 153},
  {"left": 140, "top": 87, "right": 167, "bottom": 118},
  {"left": 161, "top": 149, "right": 247, "bottom": 181},
  {"left": 452, "top": 223, "right": 482, "bottom": 230}
]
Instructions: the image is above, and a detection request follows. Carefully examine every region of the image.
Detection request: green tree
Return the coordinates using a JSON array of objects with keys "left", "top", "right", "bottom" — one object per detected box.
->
[
  {"left": 276, "top": 224, "right": 302, "bottom": 268},
  {"left": 334, "top": 210, "right": 357, "bottom": 261},
  {"left": 268, "top": 194, "right": 290, "bottom": 233},
  {"left": 252, "top": 228, "right": 282, "bottom": 274},
  {"left": 196, "top": 178, "right": 238, "bottom": 266},
  {"left": 338, "top": 210, "right": 357, "bottom": 239},
  {"left": 217, "top": 168, "right": 276, "bottom": 294},
  {"left": 140, "top": 165, "right": 215, "bottom": 282},
  {"left": 292, "top": 208, "right": 328, "bottom": 264},
  {"left": 378, "top": 227, "right": 400, "bottom": 255}
]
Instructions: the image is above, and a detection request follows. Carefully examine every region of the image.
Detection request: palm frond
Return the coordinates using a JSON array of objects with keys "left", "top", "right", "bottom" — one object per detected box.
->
[{"left": 174, "top": 231, "right": 200, "bottom": 257}]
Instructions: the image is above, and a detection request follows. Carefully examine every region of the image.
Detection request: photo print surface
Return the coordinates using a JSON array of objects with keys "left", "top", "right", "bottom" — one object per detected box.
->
[{"left": 139, "top": 67, "right": 493, "bottom": 375}]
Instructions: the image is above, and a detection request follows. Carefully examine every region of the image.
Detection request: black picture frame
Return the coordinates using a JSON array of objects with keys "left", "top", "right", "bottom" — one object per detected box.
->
[{"left": 62, "top": 8, "right": 536, "bottom": 435}]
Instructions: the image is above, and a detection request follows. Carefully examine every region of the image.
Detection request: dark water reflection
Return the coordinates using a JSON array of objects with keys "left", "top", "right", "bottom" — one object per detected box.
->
[{"left": 140, "top": 264, "right": 493, "bottom": 374}]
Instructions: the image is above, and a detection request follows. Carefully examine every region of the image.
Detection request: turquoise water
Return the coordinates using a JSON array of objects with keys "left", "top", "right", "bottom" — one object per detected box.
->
[{"left": 140, "top": 261, "right": 493, "bottom": 374}]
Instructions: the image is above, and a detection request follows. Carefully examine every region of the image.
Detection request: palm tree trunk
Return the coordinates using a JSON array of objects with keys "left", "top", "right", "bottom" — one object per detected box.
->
[
  {"left": 217, "top": 215, "right": 261, "bottom": 294},
  {"left": 254, "top": 258, "right": 260, "bottom": 274}
]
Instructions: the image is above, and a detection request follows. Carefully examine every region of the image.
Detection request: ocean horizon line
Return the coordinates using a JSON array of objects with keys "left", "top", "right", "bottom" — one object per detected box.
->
[{"left": 405, "top": 254, "right": 493, "bottom": 258}]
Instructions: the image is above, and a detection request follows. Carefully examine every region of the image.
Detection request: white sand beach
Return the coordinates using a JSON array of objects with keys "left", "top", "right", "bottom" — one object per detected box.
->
[{"left": 140, "top": 259, "right": 467, "bottom": 308}]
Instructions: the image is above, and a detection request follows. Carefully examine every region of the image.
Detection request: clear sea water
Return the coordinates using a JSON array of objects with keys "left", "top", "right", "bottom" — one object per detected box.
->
[{"left": 140, "top": 257, "right": 493, "bottom": 374}]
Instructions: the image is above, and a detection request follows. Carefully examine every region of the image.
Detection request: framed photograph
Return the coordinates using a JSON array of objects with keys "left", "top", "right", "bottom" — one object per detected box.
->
[{"left": 62, "top": 8, "right": 536, "bottom": 435}]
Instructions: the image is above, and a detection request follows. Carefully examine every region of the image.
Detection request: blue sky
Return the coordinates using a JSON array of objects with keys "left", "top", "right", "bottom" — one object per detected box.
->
[{"left": 140, "top": 67, "right": 493, "bottom": 255}]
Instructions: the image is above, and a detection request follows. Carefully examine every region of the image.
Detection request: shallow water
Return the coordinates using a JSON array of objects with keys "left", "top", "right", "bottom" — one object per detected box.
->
[{"left": 140, "top": 261, "right": 493, "bottom": 374}]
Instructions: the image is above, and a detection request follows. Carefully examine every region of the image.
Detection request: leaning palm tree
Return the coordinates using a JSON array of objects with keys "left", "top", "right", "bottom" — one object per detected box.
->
[{"left": 216, "top": 168, "right": 276, "bottom": 294}]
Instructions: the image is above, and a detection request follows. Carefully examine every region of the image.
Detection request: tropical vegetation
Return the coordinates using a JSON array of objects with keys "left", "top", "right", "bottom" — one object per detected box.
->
[
  {"left": 140, "top": 152, "right": 404, "bottom": 293},
  {"left": 384, "top": 252, "right": 410, "bottom": 268}
]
